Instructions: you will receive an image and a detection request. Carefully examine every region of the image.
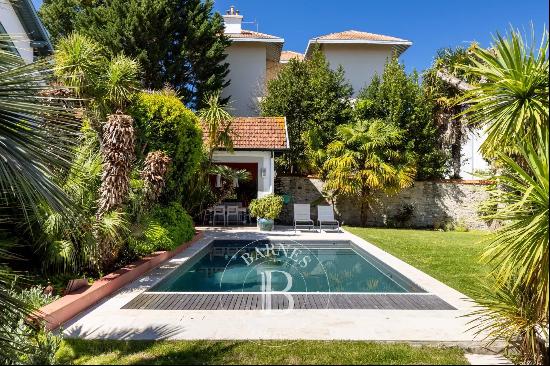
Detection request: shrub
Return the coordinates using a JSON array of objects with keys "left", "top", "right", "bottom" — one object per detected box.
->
[
  {"left": 9, "top": 284, "right": 60, "bottom": 309},
  {"left": 129, "top": 202, "right": 195, "bottom": 256},
  {"left": 249, "top": 195, "right": 284, "bottom": 220},
  {"left": 130, "top": 92, "right": 203, "bottom": 201}
]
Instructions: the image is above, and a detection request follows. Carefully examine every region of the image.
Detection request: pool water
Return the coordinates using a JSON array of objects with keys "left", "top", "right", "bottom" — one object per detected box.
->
[{"left": 150, "top": 240, "right": 424, "bottom": 293}]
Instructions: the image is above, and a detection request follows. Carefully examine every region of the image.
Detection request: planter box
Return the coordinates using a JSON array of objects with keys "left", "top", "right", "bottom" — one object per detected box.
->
[{"left": 36, "top": 231, "right": 204, "bottom": 331}]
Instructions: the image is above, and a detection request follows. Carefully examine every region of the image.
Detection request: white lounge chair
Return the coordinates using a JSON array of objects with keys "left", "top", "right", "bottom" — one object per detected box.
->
[
  {"left": 294, "top": 204, "right": 314, "bottom": 232},
  {"left": 317, "top": 205, "right": 341, "bottom": 232}
]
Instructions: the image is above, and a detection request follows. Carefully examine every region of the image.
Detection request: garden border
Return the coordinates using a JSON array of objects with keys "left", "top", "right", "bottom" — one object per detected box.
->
[{"left": 36, "top": 231, "right": 204, "bottom": 331}]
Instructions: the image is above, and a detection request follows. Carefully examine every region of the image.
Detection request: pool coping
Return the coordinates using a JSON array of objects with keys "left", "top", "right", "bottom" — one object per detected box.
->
[
  {"left": 37, "top": 231, "right": 204, "bottom": 330},
  {"left": 59, "top": 227, "right": 490, "bottom": 345}
]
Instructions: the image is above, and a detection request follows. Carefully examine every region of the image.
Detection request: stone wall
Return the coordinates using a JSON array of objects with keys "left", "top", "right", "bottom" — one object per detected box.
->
[{"left": 274, "top": 176, "right": 493, "bottom": 230}]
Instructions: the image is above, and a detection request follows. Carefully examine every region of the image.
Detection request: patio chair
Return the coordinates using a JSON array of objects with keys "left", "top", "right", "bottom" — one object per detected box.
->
[
  {"left": 226, "top": 205, "right": 240, "bottom": 225},
  {"left": 294, "top": 204, "right": 314, "bottom": 232},
  {"left": 213, "top": 205, "right": 226, "bottom": 226},
  {"left": 317, "top": 205, "right": 341, "bottom": 232}
]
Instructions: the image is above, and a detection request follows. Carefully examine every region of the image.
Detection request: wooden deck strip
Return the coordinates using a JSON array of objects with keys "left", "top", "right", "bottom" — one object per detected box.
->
[{"left": 124, "top": 293, "right": 456, "bottom": 311}]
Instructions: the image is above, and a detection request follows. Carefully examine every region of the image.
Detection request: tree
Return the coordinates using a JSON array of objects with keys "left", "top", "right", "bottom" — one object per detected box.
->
[
  {"left": 356, "top": 56, "right": 448, "bottom": 180},
  {"left": 323, "top": 120, "right": 416, "bottom": 226},
  {"left": 460, "top": 29, "right": 548, "bottom": 157},
  {"left": 260, "top": 50, "right": 353, "bottom": 174},
  {"left": 0, "top": 38, "right": 80, "bottom": 362},
  {"left": 423, "top": 47, "right": 479, "bottom": 178},
  {"left": 55, "top": 33, "right": 140, "bottom": 268},
  {"left": 198, "top": 92, "right": 234, "bottom": 162},
  {"left": 39, "top": 0, "right": 230, "bottom": 109},
  {"left": 461, "top": 27, "right": 549, "bottom": 363}
]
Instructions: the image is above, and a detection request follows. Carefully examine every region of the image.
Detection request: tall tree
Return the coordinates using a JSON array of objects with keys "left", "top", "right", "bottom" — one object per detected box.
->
[
  {"left": 356, "top": 56, "right": 448, "bottom": 180},
  {"left": 260, "top": 50, "right": 353, "bottom": 174},
  {"left": 39, "top": 0, "right": 230, "bottom": 109}
]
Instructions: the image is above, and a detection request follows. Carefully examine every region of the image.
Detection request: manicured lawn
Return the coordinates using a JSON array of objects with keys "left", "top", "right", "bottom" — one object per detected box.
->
[
  {"left": 56, "top": 339, "right": 468, "bottom": 365},
  {"left": 345, "top": 227, "right": 490, "bottom": 300}
]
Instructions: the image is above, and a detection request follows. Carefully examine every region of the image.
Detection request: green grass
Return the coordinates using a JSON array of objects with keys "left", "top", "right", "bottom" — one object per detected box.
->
[
  {"left": 345, "top": 227, "right": 490, "bottom": 299},
  {"left": 56, "top": 339, "right": 468, "bottom": 365}
]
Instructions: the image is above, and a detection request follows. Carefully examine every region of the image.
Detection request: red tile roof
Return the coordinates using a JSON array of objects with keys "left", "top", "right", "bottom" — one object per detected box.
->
[
  {"left": 201, "top": 117, "right": 289, "bottom": 150},
  {"left": 227, "top": 30, "right": 283, "bottom": 40},
  {"left": 312, "top": 30, "right": 409, "bottom": 43},
  {"left": 280, "top": 50, "right": 304, "bottom": 62}
]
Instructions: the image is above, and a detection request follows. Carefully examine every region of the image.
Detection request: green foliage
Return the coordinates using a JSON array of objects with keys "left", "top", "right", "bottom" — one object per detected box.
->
[
  {"left": 130, "top": 92, "right": 203, "bottom": 201},
  {"left": 459, "top": 26, "right": 549, "bottom": 364},
  {"left": 129, "top": 202, "right": 195, "bottom": 256},
  {"left": 323, "top": 120, "right": 416, "bottom": 226},
  {"left": 55, "top": 33, "right": 140, "bottom": 114},
  {"left": 460, "top": 27, "right": 549, "bottom": 157},
  {"left": 249, "top": 195, "right": 284, "bottom": 220},
  {"left": 260, "top": 50, "right": 353, "bottom": 174},
  {"left": 8, "top": 283, "right": 59, "bottom": 309},
  {"left": 356, "top": 57, "right": 448, "bottom": 180},
  {"left": 40, "top": 0, "right": 230, "bottom": 109},
  {"left": 198, "top": 92, "right": 234, "bottom": 160}
]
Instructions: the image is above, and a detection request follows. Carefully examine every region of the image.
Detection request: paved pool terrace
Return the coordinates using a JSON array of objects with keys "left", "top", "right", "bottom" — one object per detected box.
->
[{"left": 61, "top": 227, "right": 489, "bottom": 347}]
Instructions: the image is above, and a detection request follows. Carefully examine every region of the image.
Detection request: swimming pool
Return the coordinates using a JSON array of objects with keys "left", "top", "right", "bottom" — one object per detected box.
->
[{"left": 149, "top": 239, "right": 425, "bottom": 293}]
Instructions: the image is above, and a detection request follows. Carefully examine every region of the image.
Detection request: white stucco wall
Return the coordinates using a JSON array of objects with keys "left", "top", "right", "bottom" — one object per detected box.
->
[
  {"left": 222, "top": 43, "right": 267, "bottom": 116},
  {"left": 460, "top": 129, "right": 490, "bottom": 179},
  {"left": 212, "top": 150, "right": 275, "bottom": 197},
  {"left": 0, "top": 1, "right": 33, "bottom": 63},
  {"left": 320, "top": 43, "right": 394, "bottom": 96}
]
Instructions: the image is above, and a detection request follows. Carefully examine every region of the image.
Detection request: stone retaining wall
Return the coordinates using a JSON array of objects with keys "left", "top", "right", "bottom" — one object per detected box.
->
[{"left": 275, "top": 176, "right": 493, "bottom": 230}]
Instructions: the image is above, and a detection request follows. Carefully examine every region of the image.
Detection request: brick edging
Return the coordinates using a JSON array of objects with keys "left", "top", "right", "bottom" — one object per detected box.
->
[{"left": 36, "top": 231, "right": 204, "bottom": 331}]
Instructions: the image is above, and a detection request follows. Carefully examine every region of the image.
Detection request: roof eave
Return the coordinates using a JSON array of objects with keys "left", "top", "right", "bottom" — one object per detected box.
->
[
  {"left": 11, "top": 0, "right": 53, "bottom": 55},
  {"left": 228, "top": 37, "right": 285, "bottom": 44},
  {"left": 305, "top": 39, "right": 412, "bottom": 57}
]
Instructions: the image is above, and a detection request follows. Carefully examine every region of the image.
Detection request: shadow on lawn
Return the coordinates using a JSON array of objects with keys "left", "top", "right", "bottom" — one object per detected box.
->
[{"left": 60, "top": 338, "right": 244, "bottom": 365}]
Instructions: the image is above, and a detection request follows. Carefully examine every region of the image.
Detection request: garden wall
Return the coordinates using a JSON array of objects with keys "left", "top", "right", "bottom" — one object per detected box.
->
[{"left": 275, "top": 176, "right": 494, "bottom": 230}]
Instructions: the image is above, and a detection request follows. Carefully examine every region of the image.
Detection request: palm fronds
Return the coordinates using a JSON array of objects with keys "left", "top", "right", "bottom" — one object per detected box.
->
[{"left": 460, "top": 27, "right": 549, "bottom": 156}]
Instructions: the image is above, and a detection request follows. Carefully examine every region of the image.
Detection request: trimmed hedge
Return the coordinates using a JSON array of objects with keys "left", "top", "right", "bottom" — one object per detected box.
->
[{"left": 129, "top": 202, "right": 195, "bottom": 256}]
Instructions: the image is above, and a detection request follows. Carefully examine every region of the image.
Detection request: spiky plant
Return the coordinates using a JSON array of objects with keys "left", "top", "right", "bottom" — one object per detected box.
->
[
  {"left": 460, "top": 27, "right": 548, "bottom": 157},
  {"left": 97, "top": 113, "right": 135, "bottom": 218},
  {"left": 0, "top": 37, "right": 79, "bottom": 361},
  {"left": 198, "top": 91, "right": 234, "bottom": 162},
  {"left": 141, "top": 151, "right": 172, "bottom": 208}
]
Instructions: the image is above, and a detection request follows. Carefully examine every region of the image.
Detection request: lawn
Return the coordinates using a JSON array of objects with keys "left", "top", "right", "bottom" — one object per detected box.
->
[
  {"left": 56, "top": 339, "right": 468, "bottom": 365},
  {"left": 345, "top": 227, "right": 490, "bottom": 299}
]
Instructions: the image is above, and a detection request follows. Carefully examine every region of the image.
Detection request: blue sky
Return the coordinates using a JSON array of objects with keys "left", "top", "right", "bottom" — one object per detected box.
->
[{"left": 34, "top": 0, "right": 549, "bottom": 73}]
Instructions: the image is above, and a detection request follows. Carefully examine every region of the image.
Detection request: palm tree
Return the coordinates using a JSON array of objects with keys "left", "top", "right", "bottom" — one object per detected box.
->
[
  {"left": 323, "top": 119, "right": 416, "bottom": 226},
  {"left": 460, "top": 28, "right": 548, "bottom": 157},
  {"left": 460, "top": 27, "right": 549, "bottom": 363},
  {"left": 197, "top": 91, "right": 234, "bottom": 162},
  {"left": 0, "top": 39, "right": 80, "bottom": 361},
  {"left": 54, "top": 34, "right": 140, "bottom": 269}
]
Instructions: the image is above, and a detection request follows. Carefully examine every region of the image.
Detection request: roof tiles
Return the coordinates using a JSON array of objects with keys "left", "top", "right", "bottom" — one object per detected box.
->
[{"left": 201, "top": 117, "right": 288, "bottom": 150}]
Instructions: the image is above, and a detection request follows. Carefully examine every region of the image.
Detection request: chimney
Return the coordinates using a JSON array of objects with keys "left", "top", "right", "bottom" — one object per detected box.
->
[{"left": 223, "top": 5, "right": 243, "bottom": 34}]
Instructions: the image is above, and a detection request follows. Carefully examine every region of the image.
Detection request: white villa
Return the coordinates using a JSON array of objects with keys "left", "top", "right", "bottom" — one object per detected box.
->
[
  {"left": 0, "top": 0, "right": 52, "bottom": 63},
  {"left": 218, "top": 5, "right": 488, "bottom": 182}
]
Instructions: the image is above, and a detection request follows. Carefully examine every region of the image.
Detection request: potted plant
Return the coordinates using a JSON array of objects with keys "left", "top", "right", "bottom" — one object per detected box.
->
[{"left": 248, "top": 194, "right": 283, "bottom": 231}]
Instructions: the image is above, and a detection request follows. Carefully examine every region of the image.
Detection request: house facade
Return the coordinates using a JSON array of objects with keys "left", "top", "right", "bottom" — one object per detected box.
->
[
  {"left": 220, "top": 6, "right": 488, "bottom": 180},
  {"left": 0, "top": 0, "right": 52, "bottom": 63}
]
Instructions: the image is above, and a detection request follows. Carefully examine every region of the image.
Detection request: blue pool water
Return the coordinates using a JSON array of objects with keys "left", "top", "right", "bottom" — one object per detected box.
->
[{"left": 150, "top": 240, "right": 424, "bottom": 293}]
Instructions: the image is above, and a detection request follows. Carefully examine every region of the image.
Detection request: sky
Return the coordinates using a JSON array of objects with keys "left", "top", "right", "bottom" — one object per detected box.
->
[{"left": 33, "top": 0, "right": 549, "bottom": 73}]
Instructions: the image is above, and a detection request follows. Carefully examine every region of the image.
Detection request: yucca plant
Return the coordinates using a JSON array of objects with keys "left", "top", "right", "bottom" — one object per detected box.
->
[
  {"left": 459, "top": 26, "right": 549, "bottom": 363},
  {"left": 0, "top": 37, "right": 80, "bottom": 362},
  {"left": 460, "top": 27, "right": 549, "bottom": 157},
  {"left": 323, "top": 119, "right": 416, "bottom": 226},
  {"left": 141, "top": 151, "right": 172, "bottom": 208}
]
